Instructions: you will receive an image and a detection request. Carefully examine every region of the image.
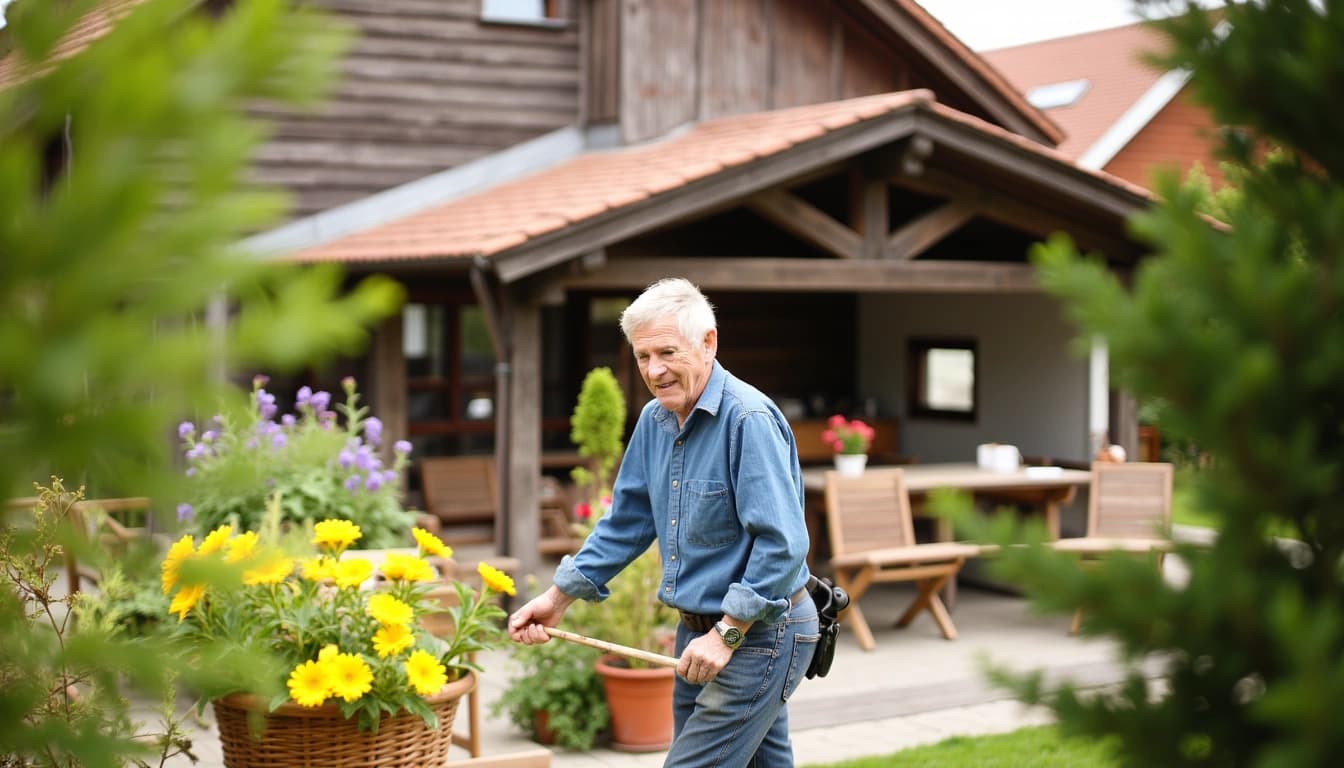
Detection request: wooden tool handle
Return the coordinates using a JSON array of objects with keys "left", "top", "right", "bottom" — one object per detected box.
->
[{"left": 543, "top": 626, "right": 679, "bottom": 669}]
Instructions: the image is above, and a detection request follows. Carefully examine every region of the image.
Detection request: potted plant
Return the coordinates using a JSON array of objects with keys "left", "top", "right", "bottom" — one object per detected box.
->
[
  {"left": 822, "top": 414, "right": 876, "bottom": 476},
  {"left": 489, "top": 620, "right": 610, "bottom": 749},
  {"left": 162, "top": 509, "right": 515, "bottom": 767},
  {"left": 176, "top": 375, "right": 416, "bottom": 549}
]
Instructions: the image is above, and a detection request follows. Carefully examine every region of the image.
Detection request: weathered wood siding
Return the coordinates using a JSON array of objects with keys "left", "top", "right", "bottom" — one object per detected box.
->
[
  {"left": 618, "top": 0, "right": 950, "bottom": 143},
  {"left": 252, "top": 0, "right": 581, "bottom": 219}
]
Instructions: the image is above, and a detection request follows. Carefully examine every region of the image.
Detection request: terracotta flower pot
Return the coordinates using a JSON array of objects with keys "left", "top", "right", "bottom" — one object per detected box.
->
[
  {"left": 212, "top": 671, "right": 475, "bottom": 768},
  {"left": 594, "top": 655, "right": 674, "bottom": 752}
]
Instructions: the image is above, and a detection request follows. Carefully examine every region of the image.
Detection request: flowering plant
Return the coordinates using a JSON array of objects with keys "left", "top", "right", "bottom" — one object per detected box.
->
[
  {"left": 163, "top": 514, "right": 515, "bottom": 732},
  {"left": 822, "top": 414, "right": 876, "bottom": 455},
  {"left": 177, "top": 375, "right": 415, "bottom": 549}
]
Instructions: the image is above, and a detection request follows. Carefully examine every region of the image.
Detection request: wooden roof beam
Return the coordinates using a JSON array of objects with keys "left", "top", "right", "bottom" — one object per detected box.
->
[
  {"left": 886, "top": 199, "right": 978, "bottom": 260},
  {"left": 746, "top": 188, "right": 863, "bottom": 260}
]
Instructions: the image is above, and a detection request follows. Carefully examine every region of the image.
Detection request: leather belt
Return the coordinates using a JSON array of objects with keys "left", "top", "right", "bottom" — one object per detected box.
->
[{"left": 679, "top": 588, "right": 808, "bottom": 633}]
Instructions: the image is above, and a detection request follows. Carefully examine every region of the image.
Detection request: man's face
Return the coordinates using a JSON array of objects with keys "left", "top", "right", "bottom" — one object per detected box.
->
[{"left": 631, "top": 318, "right": 716, "bottom": 424}]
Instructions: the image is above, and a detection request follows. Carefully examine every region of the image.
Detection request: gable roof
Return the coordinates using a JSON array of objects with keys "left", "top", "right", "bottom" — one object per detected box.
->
[
  {"left": 291, "top": 90, "right": 1150, "bottom": 282},
  {"left": 981, "top": 21, "right": 1178, "bottom": 167},
  {"left": 867, "top": 0, "right": 1063, "bottom": 146}
]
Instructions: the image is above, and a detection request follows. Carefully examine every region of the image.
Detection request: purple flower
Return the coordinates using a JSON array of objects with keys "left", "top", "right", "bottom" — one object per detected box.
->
[
  {"left": 344, "top": 475, "right": 362, "bottom": 492},
  {"left": 186, "top": 444, "right": 210, "bottom": 461},
  {"left": 394, "top": 440, "right": 412, "bottom": 456},
  {"left": 338, "top": 448, "right": 356, "bottom": 470},
  {"left": 178, "top": 421, "right": 195, "bottom": 439},
  {"left": 281, "top": 414, "right": 296, "bottom": 427},
  {"left": 382, "top": 469, "right": 398, "bottom": 485},
  {"left": 363, "top": 417, "right": 383, "bottom": 446},
  {"left": 202, "top": 430, "right": 218, "bottom": 443},
  {"left": 354, "top": 446, "right": 378, "bottom": 472},
  {"left": 176, "top": 503, "right": 194, "bottom": 522},
  {"left": 271, "top": 432, "right": 288, "bottom": 449},
  {"left": 310, "top": 391, "right": 331, "bottom": 412},
  {"left": 256, "top": 390, "right": 278, "bottom": 421},
  {"left": 185, "top": 467, "right": 196, "bottom": 478},
  {"left": 365, "top": 473, "right": 384, "bottom": 492},
  {"left": 295, "top": 386, "right": 313, "bottom": 408}
]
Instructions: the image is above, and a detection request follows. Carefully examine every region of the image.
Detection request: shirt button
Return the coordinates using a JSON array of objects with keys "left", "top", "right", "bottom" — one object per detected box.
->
[
  {"left": 671, "top": 519, "right": 677, "bottom": 525},
  {"left": 670, "top": 555, "right": 676, "bottom": 561},
  {"left": 664, "top": 586, "right": 671, "bottom": 592},
  {"left": 676, "top": 440, "right": 683, "bottom": 446},
  {"left": 672, "top": 480, "right": 678, "bottom": 488}
]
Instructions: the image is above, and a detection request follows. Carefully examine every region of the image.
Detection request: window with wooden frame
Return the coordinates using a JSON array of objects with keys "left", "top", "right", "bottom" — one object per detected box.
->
[
  {"left": 480, "top": 0, "right": 565, "bottom": 25},
  {"left": 907, "top": 337, "right": 977, "bottom": 421}
]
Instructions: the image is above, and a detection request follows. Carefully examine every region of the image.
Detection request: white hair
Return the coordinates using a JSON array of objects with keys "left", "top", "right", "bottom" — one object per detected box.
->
[{"left": 619, "top": 277, "right": 717, "bottom": 346}]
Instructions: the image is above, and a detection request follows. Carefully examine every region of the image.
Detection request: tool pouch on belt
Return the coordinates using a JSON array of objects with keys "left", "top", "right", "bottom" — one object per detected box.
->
[{"left": 804, "top": 574, "right": 849, "bottom": 679}]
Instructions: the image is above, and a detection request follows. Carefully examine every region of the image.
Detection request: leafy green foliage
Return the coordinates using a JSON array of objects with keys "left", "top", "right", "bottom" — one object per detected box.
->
[
  {"left": 0, "top": 0, "right": 405, "bottom": 763},
  {"left": 490, "top": 636, "right": 609, "bottom": 750},
  {"left": 960, "top": 2, "right": 1344, "bottom": 765},
  {"left": 801, "top": 725, "right": 1120, "bottom": 768},
  {"left": 568, "top": 366, "right": 626, "bottom": 494}
]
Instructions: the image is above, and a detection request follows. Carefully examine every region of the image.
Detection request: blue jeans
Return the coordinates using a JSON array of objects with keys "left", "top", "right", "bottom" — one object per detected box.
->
[{"left": 664, "top": 595, "right": 819, "bottom": 767}]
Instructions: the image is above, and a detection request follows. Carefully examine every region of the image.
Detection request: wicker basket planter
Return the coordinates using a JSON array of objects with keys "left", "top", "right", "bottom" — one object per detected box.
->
[{"left": 212, "top": 671, "right": 476, "bottom": 768}]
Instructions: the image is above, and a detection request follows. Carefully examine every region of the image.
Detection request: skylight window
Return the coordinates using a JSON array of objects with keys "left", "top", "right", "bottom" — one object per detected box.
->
[{"left": 1026, "top": 79, "right": 1090, "bottom": 109}]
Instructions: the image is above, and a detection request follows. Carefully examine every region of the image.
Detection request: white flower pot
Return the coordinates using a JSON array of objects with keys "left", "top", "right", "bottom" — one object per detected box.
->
[{"left": 833, "top": 454, "right": 868, "bottom": 477}]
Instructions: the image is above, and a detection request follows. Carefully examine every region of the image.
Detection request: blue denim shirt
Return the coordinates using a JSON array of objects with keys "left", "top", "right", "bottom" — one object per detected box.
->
[{"left": 554, "top": 361, "right": 810, "bottom": 623}]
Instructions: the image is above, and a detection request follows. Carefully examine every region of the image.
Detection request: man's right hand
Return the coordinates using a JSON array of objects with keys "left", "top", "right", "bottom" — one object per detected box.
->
[{"left": 507, "top": 585, "right": 576, "bottom": 644}]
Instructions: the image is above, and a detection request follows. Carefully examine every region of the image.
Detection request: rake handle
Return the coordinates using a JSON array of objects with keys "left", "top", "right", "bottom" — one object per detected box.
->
[{"left": 543, "top": 626, "right": 680, "bottom": 669}]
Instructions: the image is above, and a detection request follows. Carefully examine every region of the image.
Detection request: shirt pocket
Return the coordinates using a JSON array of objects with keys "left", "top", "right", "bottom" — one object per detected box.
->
[{"left": 683, "top": 479, "right": 738, "bottom": 548}]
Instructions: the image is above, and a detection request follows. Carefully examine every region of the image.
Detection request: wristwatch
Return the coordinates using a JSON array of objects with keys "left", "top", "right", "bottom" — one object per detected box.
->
[{"left": 713, "top": 620, "right": 743, "bottom": 650}]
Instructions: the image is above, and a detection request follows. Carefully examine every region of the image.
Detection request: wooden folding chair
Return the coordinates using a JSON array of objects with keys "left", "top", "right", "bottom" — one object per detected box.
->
[
  {"left": 1053, "top": 461, "right": 1174, "bottom": 633},
  {"left": 823, "top": 468, "right": 981, "bottom": 649},
  {"left": 418, "top": 456, "right": 498, "bottom": 545}
]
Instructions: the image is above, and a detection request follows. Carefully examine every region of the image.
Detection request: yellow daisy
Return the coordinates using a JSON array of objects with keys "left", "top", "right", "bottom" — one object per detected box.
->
[
  {"left": 334, "top": 557, "right": 374, "bottom": 589},
  {"left": 318, "top": 644, "right": 341, "bottom": 662},
  {"left": 379, "top": 552, "right": 435, "bottom": 583},
  {"left": 242, "top": 552, "right": 294, "bottom": 585},
  {"left": 411, "top": 527, "right": 451, "bottom": 558},
  {"left": 404, "top": 649, "right": 448, "bottom": 696},
  {"left": 312, "top": 519, "right": 362, "bottom": 553},
  {"left": 197, "top": 524, "right": 233, "bottom": 556},
  {"left": 169, "top": 583, "right": 205, "bottom": 621},
  {"left": 287, "top": 660, "right": 330, "bottom": 708},
  {"left": 300, "top": 556, "right": 334, "bottom": 582},
  {"left": 372, "top": 622, "right": 414, "bottom": 659},
  {"left": 478, "top": 562, "right": 517, "bottom": 597},
  {"left": 325, "top": 652, "right": 373, "bottom": 702},
  {"left": 223, "top": 530, "right": 259, "bottom": 563},
  {"left": 366, "top": 593, "right": 414, "bottom": 627},
  {"left": 161, "top": 534, "right": 195, "bottom": 595}
]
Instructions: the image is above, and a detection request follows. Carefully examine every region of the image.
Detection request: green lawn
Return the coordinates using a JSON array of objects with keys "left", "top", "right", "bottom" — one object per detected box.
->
[{"left": 803, "top": 725, "right": 1119, "bottom": 768}]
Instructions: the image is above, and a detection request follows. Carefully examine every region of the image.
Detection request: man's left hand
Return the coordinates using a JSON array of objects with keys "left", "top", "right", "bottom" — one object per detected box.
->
[{"left": 677, "top": 632, "right": 733, "bottom": 685}]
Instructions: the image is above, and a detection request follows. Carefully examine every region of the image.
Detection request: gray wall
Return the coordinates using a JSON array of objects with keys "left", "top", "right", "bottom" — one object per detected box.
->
[{"left": 857, "top": 293, "right": 1092, "bottom": 465}]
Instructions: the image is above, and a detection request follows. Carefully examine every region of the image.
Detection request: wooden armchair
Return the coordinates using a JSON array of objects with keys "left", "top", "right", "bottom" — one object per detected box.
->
[
  {"left": 1053, "top": 461, "right": 1175, "bottom": 633},
  {"left": 823, "top": 468, "right": 981, "bottom": 649},
  {"left": 418, "top": 456, "right": 498, "bottom": 545}
]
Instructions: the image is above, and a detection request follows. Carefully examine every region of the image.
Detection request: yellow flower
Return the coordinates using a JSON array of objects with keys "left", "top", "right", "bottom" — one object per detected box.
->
[
  {"left": 366, "top": 593, "right": 414, "bottom": 627},
  {"left": 197, "top": 524, "right": 233, "bottom": 556},
  {"left": 380, "top": 552, "right": 435, "bottom": 583},
  {"left": 318, "top": 644, "right": 340, "bottom": 662},
  {"left": 223, "top": 531, "right": 259, "bottom": 563},
  {"left": 478, "top": 561, "right": 517, "bottom": 597},
  {"left": 300, "top": 556, "right": 334, "bottom": 582},
  {"left": 404, "top": 649, "right": 447, "bottom": 696},
  {"left": 161, "top": 534, "right": 194, "bottom": 595},
  {"left": 287, "top": 660, "right": 330, "bottom": 708},
  {"left": 169, "top": 583, "right": 205, "bottom": 621},
  {"left": 372, "top": 622, "right": 414, "bottom": 659},
  {"left": 411, "top": 527, "right": 451, "bottom": 558},
  {"left": 334, "top": 557, "right": 373, "bottom": 589},
  {"left": 243, "top": 552, "right": 294, "bottom": 585},
  {"left": 312, "top": 519, "right": 362, "bottom": 553},
  {"left": 325, "top": 652, "right": 373, "bottom": 702}
]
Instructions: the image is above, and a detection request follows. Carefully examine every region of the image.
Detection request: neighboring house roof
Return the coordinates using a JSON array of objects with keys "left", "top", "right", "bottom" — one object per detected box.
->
[
  {"left": 981, "top": 21, "right": 1181, "bottom": 168},
  {"left": 291, "top": 90, "right": 1149, "bottom": 281},
  {"left": 0, "top": 0, "right": 143, "bottom": 89}
]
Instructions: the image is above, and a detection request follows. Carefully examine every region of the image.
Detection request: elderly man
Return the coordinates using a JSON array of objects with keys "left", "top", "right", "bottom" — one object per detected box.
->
[{"left": 509, "top": 277, "right": 817, "bottom": 767}]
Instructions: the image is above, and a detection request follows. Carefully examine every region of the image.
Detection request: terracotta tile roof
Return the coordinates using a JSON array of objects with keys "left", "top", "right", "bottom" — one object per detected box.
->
[
  {"left": 293, "top": 90, "right": 1151, "bottom": 266},
  {"left": 981, "top": 21, "right": 1171, "bottom": 160},
  {"left": 0, "top": 0, "right": 144, "bottom": 89},
  {"left": 293, "top": 91, "right": 938, "bottom": 265}
]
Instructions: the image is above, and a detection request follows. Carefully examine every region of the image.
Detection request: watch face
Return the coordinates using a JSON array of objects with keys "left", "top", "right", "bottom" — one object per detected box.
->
[{"left": 717, "top": 622, "right": 743, "bottom": 648}]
